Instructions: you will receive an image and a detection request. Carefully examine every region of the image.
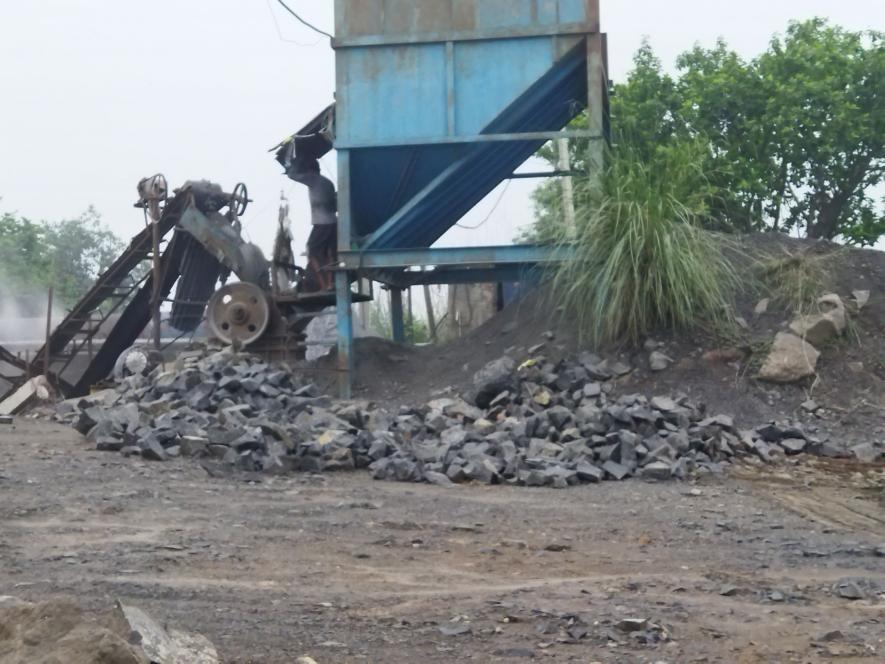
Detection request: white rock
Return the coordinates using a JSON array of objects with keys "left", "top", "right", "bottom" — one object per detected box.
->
[
  {"left": 758, "top": 332, "right": 820, "bottom": 383},
  {"left": 852, "top": 290, "right": 870, "bottom": 310},
  {"left": 118, "top": 602, "right": 220, "bottom": 664},
  {"left": 649, "top": 351, "right": 673, "bottom": 372},
  {"left": 754, "top": 298, "right": 770, "bottom": 315},
  {"left": 817, "top": 293, "right": 847, "bottom": 332}
]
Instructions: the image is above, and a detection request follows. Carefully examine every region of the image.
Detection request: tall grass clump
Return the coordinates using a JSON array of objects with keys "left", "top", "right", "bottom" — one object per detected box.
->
[
  {"left": 756, "top": 246, "right": 841, "bottom": 314},
  {"left": 551, "top": 141, "right": 739, "bottom": 344}
]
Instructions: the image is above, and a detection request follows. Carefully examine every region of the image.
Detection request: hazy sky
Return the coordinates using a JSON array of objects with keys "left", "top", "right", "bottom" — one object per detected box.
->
[{"left": 1, "top": 1, "right": 882, "bottom": 258}]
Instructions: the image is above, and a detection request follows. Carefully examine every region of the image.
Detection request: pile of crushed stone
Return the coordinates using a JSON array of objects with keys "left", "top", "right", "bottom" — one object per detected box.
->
[{"left": 55, "top": 347, "right": 881, "bottom": 488}]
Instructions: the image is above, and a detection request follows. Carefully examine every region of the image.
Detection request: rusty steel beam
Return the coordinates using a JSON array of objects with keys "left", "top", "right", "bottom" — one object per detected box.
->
[
  {"left": 68, "top": 230, "right": 188, "bottom": 397},
  {"left": 29, "top": 191, "right": 191, "bottom": 374},
  {"left": 0, "top": 344, "right": 27, "bottom": 373}
]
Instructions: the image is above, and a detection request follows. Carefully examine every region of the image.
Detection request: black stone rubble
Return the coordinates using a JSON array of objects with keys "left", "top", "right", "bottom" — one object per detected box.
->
[{"left": 56, "top": 350, "right": 882, "bottom": 487}]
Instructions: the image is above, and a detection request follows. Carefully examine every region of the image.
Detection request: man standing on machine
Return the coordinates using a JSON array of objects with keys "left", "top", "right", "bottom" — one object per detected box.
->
[{"left": 286, "top": 157, "right": 338, "bottom": 292}]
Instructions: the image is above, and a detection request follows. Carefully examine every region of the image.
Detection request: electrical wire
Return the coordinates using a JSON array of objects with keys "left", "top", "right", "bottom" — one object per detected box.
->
[
  {"left": 264, "top": 0, "right": 323, "bottom": 46},
  {"left": 274, "top": 0, "right": 333, "bottom": 39},
  {"left": 455, "top": 180, "right": 511, "bottom": 230}
]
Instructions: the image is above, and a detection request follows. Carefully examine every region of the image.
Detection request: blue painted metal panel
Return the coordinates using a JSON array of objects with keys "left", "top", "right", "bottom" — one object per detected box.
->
[
  {"left": 349, "top": 144, "right": 468, "bottom": 238},
  {"left": 538, "top": 0, "right": 559, "bottom": 25},
  {"left": 358, "top": 43, "right": 589, "bottom": 248},
  {"left": 339, "top": 244, "right": 574, "bottom": 269},
  {"left": 335, "top": 1, "right": 591, "bottom": 146},
  {"left": 537, "top": 0, "right": 590, "bottom": 25},
  {"left": 453, "top": 37, "right": 555, "bottom": 135},
  {"left": 339, "top": 37, "right": 578, "bottom": 146},
  {"left": 332, "top": 0, "right": 602, "bottom": 395},
  {"left": 334, "top": 1, "right": 599, "bottom": 248},
  {"left": 559, "top": 0, "right": 588, "bottom": 23},
  {"left": 338, "top": 45, "right": 447, "bottom": 144},
  {"left": 476, "top": 0, "right": 535, "bottom": 29}
]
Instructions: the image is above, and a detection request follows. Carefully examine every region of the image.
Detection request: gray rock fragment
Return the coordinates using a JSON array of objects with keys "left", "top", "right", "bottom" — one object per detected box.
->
[
  {"left": 472, "top": 356, "right": 517, "bottom": 408},
  {"left": 834, "top": 579, "right": 864, "bottom": 600},
  {"left": 800, "top": 399, "right": 819, "bottom": 413},
  {"left": 640, "top": 461, "right": 672, "bottom": 481},
  {"left": 439, "top": 622, "right": 472, "bottom": 636},
  {"left": 649, "top": 351, "right": 673, "bottom": 372},
  {"left": 575, "top": 462, "right": 603, "bottom": 483},
  {"left": 780, "top": 438, "right": 807, "bottom": 455},
  {"left": 850, "top": 443, "right": 881, "bottom": 463},
  {"left": 602, "top": 460, "right": 630, "bottom": 481},
  {"left": 425, "top": 471, "right": 454, "bottom": 487}
]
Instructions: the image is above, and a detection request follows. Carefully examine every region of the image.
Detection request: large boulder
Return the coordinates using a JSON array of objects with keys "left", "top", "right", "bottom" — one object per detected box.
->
[
  {"left": 471, "top": 356, "right": 517, "bottom": 408},
  {"left": 758, "top": 332, "right": 820, "bottom": 383}
]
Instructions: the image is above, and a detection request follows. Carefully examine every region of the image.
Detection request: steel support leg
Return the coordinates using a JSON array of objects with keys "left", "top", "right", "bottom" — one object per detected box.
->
[
  {"left": 587, "top": 33, "right": 606, "bottom": 176},
  {"left": 335, "top": 270, "right": 353, "bottom": 399},
  {"left": 390, "top": 288, "right": 405, "bottom": 343},
  {"left": 336, "top": 148, "right": 354, "bottom": 399}
]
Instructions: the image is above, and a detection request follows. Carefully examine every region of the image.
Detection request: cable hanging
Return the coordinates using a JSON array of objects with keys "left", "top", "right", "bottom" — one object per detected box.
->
[
  {"left": 274, "top": 0, "right": 333, "bottom": 39},
  {"left": 264, "top": 0, "right": 323, "bottom": 45},
  {"left": 456, "top": 181, "right": 511, "bottom": 230}
]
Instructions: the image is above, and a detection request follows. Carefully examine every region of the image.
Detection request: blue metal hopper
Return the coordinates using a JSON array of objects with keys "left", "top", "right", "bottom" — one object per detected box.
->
[{"left": 325, "top": 1, "right": 609, "bottom": 395}]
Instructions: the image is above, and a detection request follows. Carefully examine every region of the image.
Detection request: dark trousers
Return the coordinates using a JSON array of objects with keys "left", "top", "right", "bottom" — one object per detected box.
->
[{"left": 306, "top": 224, "right": 337, "bottom": 291}]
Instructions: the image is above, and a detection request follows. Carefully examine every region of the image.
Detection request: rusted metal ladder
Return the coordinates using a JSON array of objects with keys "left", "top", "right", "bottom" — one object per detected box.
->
[{"left": 22, "top": 193, "right": 190, "bottom": 396}]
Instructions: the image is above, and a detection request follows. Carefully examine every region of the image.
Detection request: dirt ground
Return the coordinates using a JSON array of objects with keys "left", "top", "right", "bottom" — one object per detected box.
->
[
  {"left": 1, "top": 420, "right": 882, "bottom": 663},
  {"left": 320, "top": 237, "right": 884, "bottom": 440}
]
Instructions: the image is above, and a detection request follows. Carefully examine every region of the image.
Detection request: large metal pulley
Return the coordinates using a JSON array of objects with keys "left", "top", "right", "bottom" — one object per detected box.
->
[{"left": 206, "top": 282, "right": 271, "bottom": 346}]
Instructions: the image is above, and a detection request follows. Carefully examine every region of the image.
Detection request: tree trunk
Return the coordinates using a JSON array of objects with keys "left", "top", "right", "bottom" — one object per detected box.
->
[{"left": 806, "top": 154, "right": 873, "bottom": 240}]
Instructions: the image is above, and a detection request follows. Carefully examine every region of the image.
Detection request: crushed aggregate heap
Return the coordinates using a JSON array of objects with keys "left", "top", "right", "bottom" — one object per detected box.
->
[{"left": 57, "top": 348, "right": 880, "bottom": 487}]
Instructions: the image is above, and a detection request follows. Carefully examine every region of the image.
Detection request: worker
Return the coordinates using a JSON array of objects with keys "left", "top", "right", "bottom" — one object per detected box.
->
[{"left": 286, "top": 157, "right": 338, "bottom": 292}]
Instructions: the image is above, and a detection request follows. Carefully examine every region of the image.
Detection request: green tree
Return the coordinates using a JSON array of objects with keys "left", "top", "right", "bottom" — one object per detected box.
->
[
  {"left": 521, "top": 41, "right": 681, "bottom": 244},
  {"left": 676, "top": 40, "right": 771, "bottom": 231},
  {"left": 0, "top": 212, "right": 54, "bottom": 318},
  {"left": 44, "top": 207, "right": 123, "bottom": 305},
  {"left": 678, "top": 20, "right": 883, "bottom": 241},
  {"left": 0, "top": 205, "right": 123, "bottom": 315},
  {"left": 527, "top": 19, "right": 884, "bottom": 245},
  {"left": 612, "top": 40, "right": 681, "bottom": 160},
  {"left": 757, "top": 20, "right": 883, "bottom": 242}
]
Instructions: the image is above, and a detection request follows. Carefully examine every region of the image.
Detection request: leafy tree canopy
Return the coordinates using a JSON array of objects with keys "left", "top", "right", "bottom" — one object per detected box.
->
[
  {"left": 529, "top": 19, "right": 884, "bottom": 245},
  {"left": 0, "top": 205, "right": 123, "bottom": 316}
]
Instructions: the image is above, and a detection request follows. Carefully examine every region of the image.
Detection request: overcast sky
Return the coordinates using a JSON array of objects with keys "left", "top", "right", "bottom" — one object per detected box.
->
[{"left": 1, "top": 1, "right": 882, "bottom": 259}]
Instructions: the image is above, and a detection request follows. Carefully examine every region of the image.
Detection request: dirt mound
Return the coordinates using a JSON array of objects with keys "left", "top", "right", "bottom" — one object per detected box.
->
[
  {"left": 0, "top": 597, "right": 147, "bottom": 664},
  {"left": 335, "top": 235, "right": 883, "bottom": 447},
  {"left": 0, "top": 597, "right": 220, "bottom": 664}
]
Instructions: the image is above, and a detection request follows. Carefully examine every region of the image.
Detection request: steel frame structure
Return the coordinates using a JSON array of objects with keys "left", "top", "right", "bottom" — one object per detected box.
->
[{"left": 331, "top": 0, "right": 608, "bottom": 397}]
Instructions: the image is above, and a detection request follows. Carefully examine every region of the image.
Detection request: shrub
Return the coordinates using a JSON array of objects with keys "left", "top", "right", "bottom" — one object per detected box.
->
[
  {"left": 756, "top": 246, "right": 842, "bottom": 314},
  {"left": 551, "top": 141, "right": 738, "bottom": 344}
]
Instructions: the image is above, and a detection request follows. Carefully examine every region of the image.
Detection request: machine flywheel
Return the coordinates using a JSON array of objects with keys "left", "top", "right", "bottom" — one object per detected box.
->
[{"left": 206, "top": 282, "right": 271, "bottom": 346}]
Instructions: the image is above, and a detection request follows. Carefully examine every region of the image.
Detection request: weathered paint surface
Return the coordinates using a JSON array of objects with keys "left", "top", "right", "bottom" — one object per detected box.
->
[
  {"left": 335, "top": 2, "right": 592, "bottom": 147},
  {"left": 331, "top": 0, "right": 605, "bottom": 396},
  {"left": 333, "top": 0, "right": 603, "bottom": 247},
  {"left": 334, "top": 0, "right": 598, "bottom": 39}
]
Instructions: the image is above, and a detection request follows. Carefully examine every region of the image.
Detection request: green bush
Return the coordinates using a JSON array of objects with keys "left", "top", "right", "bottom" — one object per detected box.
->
[{"left": 551, "top": 141, "right": 739, "bottom": 344}]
